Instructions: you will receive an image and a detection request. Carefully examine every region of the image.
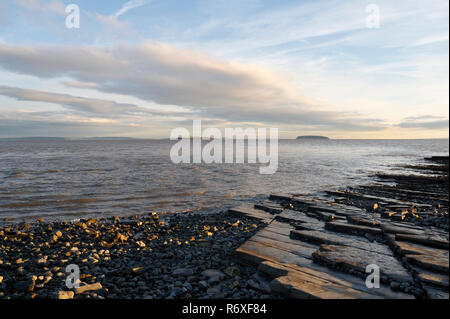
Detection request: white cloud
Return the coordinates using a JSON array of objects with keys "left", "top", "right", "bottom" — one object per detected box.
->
[
  {"left": 410, "top": 34, "right": 449, "bottom": 47},
  {"left": 94, "top": 1, "right": 152, "bottom": 34},
  {"left": 115, "top": 0, "right": 152, "bottom": 18},
  {"left": 0, "top": 42, "right": 386, "bottom": 132},
  {"left": 95, "top": 13, "right": 129, "bottom": 31}
]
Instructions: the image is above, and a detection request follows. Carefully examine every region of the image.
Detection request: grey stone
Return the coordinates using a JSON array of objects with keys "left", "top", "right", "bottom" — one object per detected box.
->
[
  {"left": 14, "top": 278, "right": 35, "bottom": 292},
  {"left": 172, "top": 268, "right": 194, "bottom": 277},
  {"left": 201, "top": 269, "right": 225, "bottom": 280}
]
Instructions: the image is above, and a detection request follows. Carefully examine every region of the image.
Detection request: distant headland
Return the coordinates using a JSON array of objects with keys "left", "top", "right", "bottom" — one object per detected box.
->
[
  {"left": 0, "top": 137, "right": 139, "bottom": 141},
  {"left": 296, "top": 136, "right": 330, "bottom": 140}
]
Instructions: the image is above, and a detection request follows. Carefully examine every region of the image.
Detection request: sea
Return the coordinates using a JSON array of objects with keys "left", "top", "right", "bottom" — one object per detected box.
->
[{"left": 0, "top": 139, "right": 448, "bottom": 222}]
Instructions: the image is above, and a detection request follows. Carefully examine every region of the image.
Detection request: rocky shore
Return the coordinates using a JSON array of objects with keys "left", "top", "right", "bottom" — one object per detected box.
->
[
  {"left": 0, "top": 213, "right": 279, "bottom": 299},
  {"left": 1, "top": 155, "right": 448, "bottom": 299},
  {"left": 229, "top": 156, "right": 449, "bottom": 299}
]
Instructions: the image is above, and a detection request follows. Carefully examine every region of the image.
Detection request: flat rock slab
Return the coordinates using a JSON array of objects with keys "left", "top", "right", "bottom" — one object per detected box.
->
[
  {"left": 269, "top": 193, "right": 293, "bottom": 201},
  {"left": 261, "top": 261, "right": 413, "bottom": 299},
  {"left": 290, "top": 229, "right": 394, "bottom": 256},
  {"left": 234, "top": 187, "right": 448, "bottom": 299},
  {"left": 385, "top": 204, "right": 414, "bottom": 210},
  {"left": 264, "top": 221, "right": 296, "bottom": 236},
  {"left": 254, "top": 201, "right": 284, "bottom": 214},
  {"left": 270, "top": 273, "right": 380, "bottom": 299},
  {"left": 380, "top": 224, "right": 425, "bottom": 236},
  {"left": 406, "top": 254, "right": 449, "bottom": 274},
  {"left": 311, "top": 211, "right": 339, "bottom": 222},
  {"left": 228, "top": 204, "right": 275, "bottom": 223},
  {"left": 347, "top": 216, "right": 380, "bottom": 228},
  {"left": 249, "top": 234, "right": 317, "bottom": 260},
  {"left": 325, "top": 221, "right": 383, "bottom": 236},
  {"left": 235, "top": 239, "right": 313, "bottom": 267},
  {"left": 291, "top": 229, "right": 343, "bottom": 246},
  {"left": 257, "top": 221, "right": 316, "bottom": 240},
  {"left": 395, "top": 233, "right": 449, "bottom": 249},
  {"left": 275, "top": 210, "right": 325, "bottom": 231},
  {"left": 393, "top": 240, "right": 449, "bottom": 260},
  {"left": 422, "top": 285, "right": 450, "bottom": 299},
  {"left": 415, "top": 268, "right": 449, "bottom": 289},
  {"left": 326, "top": 190, "right": 418, "bottom": 207},
  {"left": 313, "top": 244, "right": 414, "bottom": 284}
]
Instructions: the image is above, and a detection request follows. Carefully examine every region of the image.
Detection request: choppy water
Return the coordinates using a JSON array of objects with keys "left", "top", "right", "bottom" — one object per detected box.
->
[{"left": 0, "top": 139, "right": 448, "bottom": 221}]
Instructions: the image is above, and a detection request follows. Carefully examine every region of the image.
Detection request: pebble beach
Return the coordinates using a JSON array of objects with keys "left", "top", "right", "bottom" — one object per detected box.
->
[{"left": 0, "top": 212, "right": 278, "bottom": 299}]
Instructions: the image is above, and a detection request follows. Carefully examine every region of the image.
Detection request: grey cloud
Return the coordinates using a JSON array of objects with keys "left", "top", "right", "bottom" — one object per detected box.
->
[
  {"left": 62, "top": 81, "right": 99, "bottom": 89},
  {"left": 402, "top": 115, "right": 446, "bottom": 121},
  {"left": 0, "top": 85, "right": 192, "bottom": 118},
  {"left": 396, "top": 119, "right": 449, "bottom": 129},
  {"left": 0, "top": 42, "right": 386, "bottom": 131},
  {"left": 0, "top": 85, "right": 141, "bottom": 116}
]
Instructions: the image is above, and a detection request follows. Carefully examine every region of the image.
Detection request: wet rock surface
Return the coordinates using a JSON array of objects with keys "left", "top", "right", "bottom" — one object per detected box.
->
[{"left": 233, "top": 156, "right": 449, "bottom": 299}]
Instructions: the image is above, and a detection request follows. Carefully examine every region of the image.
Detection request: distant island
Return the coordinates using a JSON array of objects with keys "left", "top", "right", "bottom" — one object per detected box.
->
[
  {"left": 0, "top": 137, "right": 139, "bottom": 141},
  {"left": 0, "top": 137, "right": 67, "bottom": 141},
  {"left": 296, "top": 136, "right": 330, "bottom": 140}
]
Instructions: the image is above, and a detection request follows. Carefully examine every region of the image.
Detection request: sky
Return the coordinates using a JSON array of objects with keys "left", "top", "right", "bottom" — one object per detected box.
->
[{"left": 0, "top": 0, "right": 448, "bottom": 139}]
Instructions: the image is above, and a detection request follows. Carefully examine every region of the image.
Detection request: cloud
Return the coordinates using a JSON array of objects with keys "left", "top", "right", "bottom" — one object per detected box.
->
[
  {"left": 396, "top": 116, "right": 449, "bottom": 129},
  {"left": 94, "top": 0, "right": 152, "bottom": 32},
  {"left": 0, "top": 42, "right": 385, "bottom": 132},
  {"left": 15, "top": 0, "right": 65, "bottom": 15},
  {"left": 403, "top": 115, "right": 446, "bottom": 121},
  {"left": 409, "top": 34, "right": 449, "bottom": 47},
  {"left": 115, "top": 0, "right": 152, "bottom": 18},
  {"left": 95, "top": 13, "right": 128, "bottom": 32},
  {"left": 0, "top": 85, "right": 141, "bottom": 116},
  {"left": 61, "top": 81, "right": 99, "bottom": 89},
  {"left": 0, "top": 85, "right": 189, "bottom": 118}
]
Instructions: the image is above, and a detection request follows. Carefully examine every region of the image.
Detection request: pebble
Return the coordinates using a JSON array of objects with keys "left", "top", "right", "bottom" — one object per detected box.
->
[
  {"left": 246, "top": 279, "right": 260, "bottom": 290},
  {"left": 202, "top": 269, "right": 225, "bottom": 280},
  {"left": 199, "top": 280, "right": 208, "bottom": 289},
  {"left": 58, "top": 291, "right": 75, "bottom": 299},
  {"left": 225, "top": 266, "right": 240, "bottom": 277},
  {"left": 207, "top": 287, "right": 224, "bottom": 298},
  {"left": 390, "top": 281, "right": 400, "bottom": 290},
  {"left": 172, "top": 268, "right": 194, "bottom": 277},
  {"left": 14, "top": 278, "right": 35, "bottom": 292},
  {"left": 75, "top": 282, "right": 103, "bottom": 294},
  {"left": 136, "top": 241, "right": 146, "bottom": 248}
]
